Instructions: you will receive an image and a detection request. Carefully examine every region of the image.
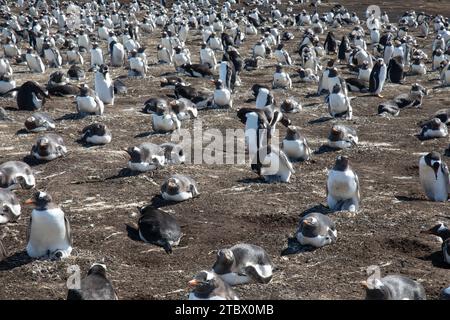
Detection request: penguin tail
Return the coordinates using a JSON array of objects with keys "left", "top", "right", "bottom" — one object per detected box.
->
[
  {"left": 162, "top": 242, "right": 173, "bottom": 254},
  {"left": 0, "top": 87, "right": 19, "bottom": 97}
]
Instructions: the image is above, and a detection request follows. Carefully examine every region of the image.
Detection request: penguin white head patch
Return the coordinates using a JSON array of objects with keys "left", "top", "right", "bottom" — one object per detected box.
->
[{"left": 38, "top": 191, "right": 47, "bottom": 199}]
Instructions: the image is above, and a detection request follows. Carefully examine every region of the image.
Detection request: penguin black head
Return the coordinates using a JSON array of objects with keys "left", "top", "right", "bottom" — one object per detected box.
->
[
  {"left": 275, "top": 64, "right": 283, "bottom": 73},
  {"left": 334, "top": 155, "right": 349, "bottom": 171},
  {"left": 188, "top": 271, "right": 218, "bottom": 296},
  {"left": 213, "top": 248, "right": 234, "bottom": 272},
  {"left": 174, "top": 46, "right": 182, "bottom": 54},
  {"left": 88, "top": 263, "right": 107, "bottom": 277},
  {"left": 424, "top": 151, "right": 442, "bottom": 178},
  {"left": 276, "top": 43, "right": 284, "bottom": 50},
  {"left": 332, "top": 83, "right": 342, "bottom": 94},
  {"left": 421, "top": 223, "right": 448, "bottom": 239},
  {"left": 25, "top": 191, "right": 53, "bottom": 209},
  {"left": 285, "top": 125, "right": 300, "bottom": 140},
  {"left": 329, "top": 67, "right": 338, "bottom": 77},
  {"left": 214, "top": 79, "right": 224, "bottom": 90},
  {"left": 362, "top": 278, "right": 391, "bottom": 300},
  {"left": 99, "top": 64, "right": 109, "bottom": 76}
]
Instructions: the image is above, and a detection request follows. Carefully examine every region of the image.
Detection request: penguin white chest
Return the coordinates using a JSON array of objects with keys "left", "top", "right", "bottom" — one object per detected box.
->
[
  {"left": 419, "top": 164, "right": 449, "bottom": 202},
  {"left": 282, "top": 140, "right": 308, "bottom": 159},
  {"left": 27, "top": 208, "right": 71, "bottom": 258},
  {"left": 327, "top": 170, "right": 358, "bottom": 199},
  {"left": 152, "top": 114, "right": 180, "bottom": 132},
  {"left": 95, "top": 75, "right": 114, "bottom": 105},
  {"left": 214, "top": 89, "right": 231, "bottom": 106},
  {"left": 77, "top": 96, "right": 99, "bottom": 113},
  {"left": 329, "top": 93, "right": 348, "bottom": 114}
]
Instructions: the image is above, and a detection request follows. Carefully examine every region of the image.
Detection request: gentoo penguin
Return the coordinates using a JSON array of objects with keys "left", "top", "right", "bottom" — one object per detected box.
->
[
  {"left": 80, "top": 123, "right": 112, "bottom": 145},
  {"left": 138, "top": 205, "right": 182, "bottom": 254},
  {"left": 391, "top": 84, "right": 427, "bottom": 109},
  {"left": 126, "top": 143, "right": 166, "bottom": 172},
  {"left": 327, "top": 83, "right": 352, "bottom": 120},
  {"left": 252, "top": 40, "right": 266, "bottom": 59},
  {"left": 157, "top": 44, "right": 172, "bottom": 64},
  {"left": 327, "top": 156, "right": 360, "bottom": 213},
  {"left": 200, "top": 43, "right": 217, "bottom": 69},
  {"left": 128, "top": 49, "right": 147, "bottom": 77},
  {"left": 109, "top": 39, "right": 125, "bottom": 67},
  {"left": 151, "top": 104, "right": 181, "bottom": 133},
  {"left": 369, "top": 58, "right": 387, "bottom": 98},
  {"left": 160, "top": 142, "right": 186, "bottom": 165},
  {"left": 255, "top": 87, "right": 275, "bottom": 109},
  {"left": 218, "top": 59, "right": 236, "bottom": 92},
  {"left": 0, "top": 161, "right": 35, "bottom": 190},
  {"left": 421, "top": 223, "right": 450, "bottom": 265},
  {"left": 358, "top": 61, "right": 372, "bottom": 83},
  {"left": 272, "top": 64, "right": 292, "bottom": 89},
  {"left": 212, "top": 243, "right": 273, "bottom": 285},
  {"left": 432, "top": 49, "right": 446, "bottom": 71},
  {"left": 142, "top": 98, "right": 168, "bottom": 114},
  {"left": 345, "top": 78, "right": 368, "bottom": 93},
  {"left": 25, "top": 112, "right": 55, "bottom": 132},
  {"left": 429, "top": 109, "right": 450, "bottom": 125},
  {"left": 0, "top": 189, "right": 21, "bottom": 224},
  {"left": 31, "top": 133, "right": 67, "bottom": 161},
  {"left": 327, "top": 124, "right": 358, "bottom": 149},
  {"left": 25, "top": 191, "right": 72, "bottom": 259},
  {"left": 180, "top": 63, "right": 213, "bottom": 78},
  {"left": 0, "top": 58, "right": 12, "bottom": 77},
  {"left": 76, "top": 85, "right": 104, "bottom": 116},
  {"left": 213, "top": 79, "right": 232, "bottom": 108},
  {"left": 387, "top": 56, "right": 405, "bottom": 84},
  {"left": 274, "top": 43, "right": 292, "bottom": 65},
  {"left": 90, "top": 43, "right": 104, "bottom": 68},
  {"left": 419, "top": 118, "right": 448, "bottom": 140},
  {"left": 297, "top": 67, "right": 319, "bottom": 83},
  {"left": 113, "top": 79, "right": 127, "bottom": 95},
  {"left": 317, "top": 62, "right": 339, "bottom": 95},
  {"left": 0, "top": 75, "right": 16, "bottom": 97},
  {"left": 43, "top": 42, "right": 62, "bottom": 68},
  {"left": 419, "top": 152, "right": 450, "bottom": 202},
  {"left": 95, "top": 64, "right": 114, "bottom": 105},
  {"left": 160, "top": 76, "right": 186, "bottom": 90},
  {"left": 47, "top": 76, "right": 80, "bottom": 98},
  {"left": 280, "top": 98, "right": 301, "bottom": 113},
  {"left": 169, "top": 99, "right": 198, "bottom": 120},
  {"left": 173, "top": 46, "right": 191, "bottom": 72},
  {"left": 7, "top": 81, "right": 50, "bottom": 111},
  {"left": 189, "top": 271, "right": 238, "bottom": 300},
  {"left": 25, "top": 48, "right": 45, "bottom": 73},
  {"left": 67, "top": 64, "right": 85, "bottom": 81},
  {"left": 362, "top": 275, "right": 426, "bottom": 300},
  {"left": 296, "top": 212, "right": 337, "bottom": 248},
  {"left": 281, "top": 126, "right": 311, "bottom": 162},
  {"left": 67, "top": 264, "right": 118, "bottom": 300},
  {"left": 410, "top": 57, "right": 427, "bottom": 75},
  {"left": 161, "top": 175, "right": 199, "bottom": 202},
  {"left": 440, "top": 60, "right": 450, "bottom": 86},
  {"left": 323, "top": 31, "right": 337, "bottom": 54}
]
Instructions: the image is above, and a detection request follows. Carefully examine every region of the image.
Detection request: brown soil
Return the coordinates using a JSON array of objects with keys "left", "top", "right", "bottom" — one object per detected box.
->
[{"left": 0, "top": 0, "right": 449, "bottom": 300}]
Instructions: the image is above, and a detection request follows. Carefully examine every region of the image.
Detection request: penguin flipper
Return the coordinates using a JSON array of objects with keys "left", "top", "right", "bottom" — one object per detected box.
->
[
  {"left": 26, "top": 215, "right": 32, "bottom": 244},
  {"left": 65, "top": 215, "right": 73, "bottom": 246},
  {"left": 441, "top": 162, "right": 450, "bottom": 191}
]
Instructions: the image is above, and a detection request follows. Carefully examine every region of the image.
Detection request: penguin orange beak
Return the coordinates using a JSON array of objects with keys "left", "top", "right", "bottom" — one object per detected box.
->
[
  {"left": 188, "top": 279, "right": 200, "bottom": 288},
  {"left": 24, "top": 198, "right": 35, "bottom": 205}
]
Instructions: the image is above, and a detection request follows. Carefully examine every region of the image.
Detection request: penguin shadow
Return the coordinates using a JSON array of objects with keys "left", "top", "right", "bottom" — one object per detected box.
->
[
  {"left": 237, "top": 177, "right": 267, "bottom": 184},
  {"left": 22, "top": 155, "right": 47, "bottom": 167},
  {"left": 105, "top": 168, "right": 143, "bottom": 180},
  {"left": 15, "top": 128, "right": 29, "bottom": 135},
  {"left": 0, "top": 250, "right": 33, "bottom": 271},
  {"left": 125, "top": 223, "right": 141, "bottom": 242},
  {"left": 281, "top": 237, "right": 317, "bottom": 256},
  {"left": 420, "top": 250, "right": 450, "bottom": 269},
  {"left": 394, "top": 195, "right": 425, "bottom": 202},
  {"left": 149, "top": 195, "right": 182, "bottom": 208},
  {"left": 56, "top": 113, "right": 86, "bottom": 121},
  {"left": 300, "top": 204, "right": 334, "bottom": 216},
  {"left": 314, "top": 145, "right": 338, "bottom": 155},
  {"left": 134, "top": 131, "right": 169, "bottom": 138},
  {"left": 308, "top": 116, "right": 333, "bottom": 125},
  {"left": 75, "top": 139, "right": 102, "bottom": 149}
]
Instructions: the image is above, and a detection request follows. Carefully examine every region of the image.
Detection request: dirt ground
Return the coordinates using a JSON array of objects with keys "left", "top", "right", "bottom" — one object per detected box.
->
[{"left": 0, "top": 0, "right": 449, "bottom": 300}]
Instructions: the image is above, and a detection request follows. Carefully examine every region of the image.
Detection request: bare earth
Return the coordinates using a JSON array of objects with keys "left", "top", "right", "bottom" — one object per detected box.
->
[{"left": 0, "top": 0, "right": 449, "bottom": 300}]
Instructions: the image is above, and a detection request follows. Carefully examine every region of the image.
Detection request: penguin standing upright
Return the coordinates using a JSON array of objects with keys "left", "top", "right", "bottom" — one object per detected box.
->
[
  {"left": 419, "top": 152, "right": 449, "bottom": 202},
  {"left": 25, "top": 48, "right": 45, "bottom": 73},
  {"left": 25, "top": 191, "right": 72, "bottom": 260},
  {"left": 369, "top": 58, "right": 387, "bottom": 98},
  {"left": 95, "top": 64, "right": 114, "bottom": 105},
  {"left": 387, "top": 56, "right": 405, "bottom": 84},
  {"left": 323, "top": 31, "right": 337, "bottom": 54},
  {"left": 109, "top": 39, "right": 125, "bottom": 67},
  {"left": 90, "top": 42, "right": 104, "bottom": 68}
]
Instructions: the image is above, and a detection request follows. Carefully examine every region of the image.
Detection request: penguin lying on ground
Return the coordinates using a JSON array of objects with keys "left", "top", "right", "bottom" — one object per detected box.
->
[
  {"left": 0, "top": 189, "right": 21, "bottom": 224},
  {"left": 212, "top": 243, "right": 273, "bottom": 286},
  {"left": 188, "top": 270, "right": 239, "bottom": 300},
  {"left": 24, "top": 113, "right": 56, "bottom": 132},
  {"left": 419, "top": 118, "right": 448, "bottom": 140},
  {"left": 421, "top": 223, "right": 450, "bottom": 265},
  {"left": 0, "top": 161, "right": 35, "bottom": 190},
  {"left": 281, "top": 126, "right": 311, "bottom": 162},
  {"left": 31, "top": 133, "right": 67, "bottom": 161},
  {"left": 296, "top": 212, "right": 337, "bottom": 248},
  {"left": 5, "top": 81, "right": 50, "bottom": 111},
  {"left": 67, "top": 264, "right": 118, "bottom": 300},
  {"left": 126, "top": 143, "right": 166, "bottom": 172},
  {"left": 327, "top": 124, "right": 358, "bottom": 149},
  {"left": 362, "top": 275, "right": 426, "bottom": 300},
  {"left": 161, "top": 175, "right": 199, "bottom": 202},
  {"left": 79, "top": 123, "right": 112, "bottom": 145},
  {"left": 137, "top": 205, "right": 182, "bottom": 254}
]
